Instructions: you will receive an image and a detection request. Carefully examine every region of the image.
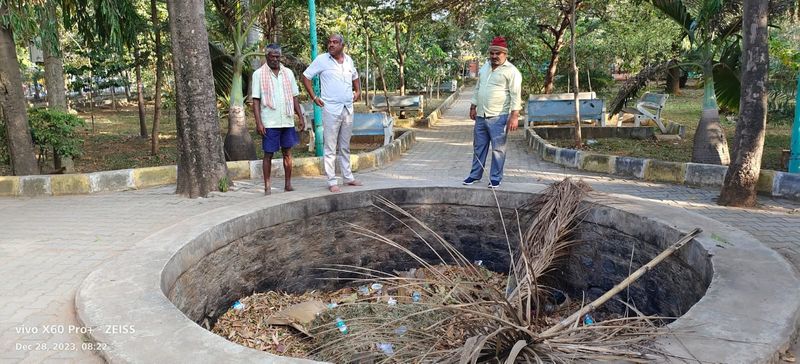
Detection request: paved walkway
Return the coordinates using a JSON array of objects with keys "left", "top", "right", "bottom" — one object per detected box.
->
[{"left": 1, "top": 89, "right": 798, "bottom": 363}]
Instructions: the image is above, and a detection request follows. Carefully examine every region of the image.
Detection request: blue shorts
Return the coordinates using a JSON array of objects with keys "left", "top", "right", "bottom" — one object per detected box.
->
[{"left": 262, "top": 127, "right": 299, "bottom": 153}]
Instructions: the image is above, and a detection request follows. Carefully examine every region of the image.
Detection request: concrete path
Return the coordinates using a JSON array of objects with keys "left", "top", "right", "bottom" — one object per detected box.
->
[{"left": 1, "top": 88, "right": 798, "bottom": 363}]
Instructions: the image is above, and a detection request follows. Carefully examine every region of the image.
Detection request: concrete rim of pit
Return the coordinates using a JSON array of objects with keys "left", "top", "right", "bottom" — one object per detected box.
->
[{"left": 75, "top": 181, "right": 800, "bottom": 363}]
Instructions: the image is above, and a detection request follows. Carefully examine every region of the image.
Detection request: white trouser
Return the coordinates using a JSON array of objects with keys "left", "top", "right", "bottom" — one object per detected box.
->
[{"left": 322, "top": 108, "right": 355, "bottom": 186}]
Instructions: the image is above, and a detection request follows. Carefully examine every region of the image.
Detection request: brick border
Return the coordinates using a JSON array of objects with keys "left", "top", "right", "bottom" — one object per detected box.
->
[
  {"left": 0, "top": 129, "right": 416, "bottom": 197},
  {"left": 526, "top": 128, "right": 800, "bottom": 201}
]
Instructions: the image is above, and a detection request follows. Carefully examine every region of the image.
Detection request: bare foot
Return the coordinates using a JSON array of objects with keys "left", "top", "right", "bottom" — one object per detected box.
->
[
  {"left": 285, "top": 185, "right": 295, "bottom": 192},
  {"left": 346, "top": 179, "right": 363, "bottom": 187},
  {"left": 329, "top": 185, "right": 341, "bottom": 193}
]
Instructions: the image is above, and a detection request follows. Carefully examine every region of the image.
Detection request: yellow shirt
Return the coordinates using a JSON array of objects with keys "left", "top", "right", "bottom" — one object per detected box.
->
[
  {"left": 251, "top": 67, "right": 300, "bottom": 128},
  {"left": 471, "top": 60, "right": 523, "bottom": 117}
]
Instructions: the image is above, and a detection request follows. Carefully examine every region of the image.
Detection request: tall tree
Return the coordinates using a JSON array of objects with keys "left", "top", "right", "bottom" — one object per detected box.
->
[
  {"left": 0, "top": 3, "right": 39, "bottom": 175},
  {"left": 166, "top": 0, "right": 229, "bottom": 197},
  {"left": 211, "top": 0, "right": 273, "bottom": 161},
  {"left": 150, "top": 0, "right": 164, "bottom": 155},
  {"left": 718, "top": 0, "right": 769, "bottom": 207},
  {"left": 648, "top": 0, "right": 738, "bottom": 165}
]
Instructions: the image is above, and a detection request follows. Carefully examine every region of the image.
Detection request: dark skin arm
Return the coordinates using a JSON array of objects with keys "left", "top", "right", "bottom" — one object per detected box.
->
[
  {"left": 293, "top": 95, "right": 305, "bottom": 130},
  {"left": 301, "top": 76, "right": 324, "bottom": 108},
  {"left": 352, "top": 78, "right": 361, "bottom": 102},
  {"left": 253, "top": 98, "right": 266, "bottom": 136}
]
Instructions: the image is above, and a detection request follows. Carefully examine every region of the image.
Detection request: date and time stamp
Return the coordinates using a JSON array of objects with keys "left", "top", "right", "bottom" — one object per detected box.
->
[{"left": 13, "top": 324, "right": 134, "bottom": 352}]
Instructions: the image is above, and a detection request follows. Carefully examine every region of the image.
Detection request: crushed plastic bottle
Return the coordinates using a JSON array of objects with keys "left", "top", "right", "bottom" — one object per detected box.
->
[
  {"left": 411, "top": 291, "right": 421, "bottom": 303},
  {"left": 387, "top": 297, "right": 397, "bottom": 306},
  {"left": 335, "top": 317, "right": 349, "bottom": 334},
  {"left": 376, "top": 342, "right": 394, "bottom": 356},
  {"left": 232, "top": 300, "right": 245, "bottom": 310},
  {"left": 327, "top": 302, "right": 338, "bottom": 309},
  {"left": 583, "top": 313, "right": 595, "bottom": 326},
  {"left": 474, "top": 260, "right": 483, "bottom": 266},
  {"left": 358, "top": 285, "right": 370, "bottom": 296}
]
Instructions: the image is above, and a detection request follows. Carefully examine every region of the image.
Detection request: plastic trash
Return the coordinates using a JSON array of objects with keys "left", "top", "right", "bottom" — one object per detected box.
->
[
  {"left": 394, "top": 326, "right": 408, "bottom": 336},
  {"left": 376, "top": 342, "right": 394, "bottom": 356},
  {"left": 474, "top": 260, "right": 483, "bottom": 266},
  {"left": 586, "top": 139, "right": 599, "bottom": 146},
  {"left": 583, "top": 313, "right": 594, "bottom": 325},
  {"left": 335, "top": 317, "right": 349, "bottom": 334},
  {"left": 327, "top": 302, "right": 338, "bottom": 309},
  {"left": 412, "top": 291, "right": 421, "bottom": 303},
  {"left": 370, "top": 283, "right": 383, "bottom": 294},
  {"left": 387, "top": 297, "right": 397, "bottom": 306},
  {"left": 232, "top": 300, "right": 245, "bottom": 310},
  {"left": 358, "top": 285, "right": 370, "bottom": 296}
]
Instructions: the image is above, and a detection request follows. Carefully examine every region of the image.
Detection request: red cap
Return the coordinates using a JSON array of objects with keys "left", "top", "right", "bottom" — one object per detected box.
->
[{"left": 489, "top": 36, "right": 508, "bottom": 53}]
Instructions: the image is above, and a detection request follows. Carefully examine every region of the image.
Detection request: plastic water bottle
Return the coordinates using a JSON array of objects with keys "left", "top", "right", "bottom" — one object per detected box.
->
[
  {"left": 376, "top": 342, "right": 394, "bottom": 356},
  {"left": 232, "top": 300, "right": 244, "bottom": 310},
  {"left": 335, "top": 317, "right": 348, "bottom": 334},
  {"left": 583, "top": 313, "right": 594, "bottom": 326}
]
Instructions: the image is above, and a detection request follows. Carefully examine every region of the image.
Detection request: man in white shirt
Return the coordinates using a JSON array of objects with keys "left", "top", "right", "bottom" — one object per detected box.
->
[
  {"left": 252, "top": 44, "right": 305, "bottom": 195},
  {"left": 301, "top": 34, "right": 362, "bottom": 193}
]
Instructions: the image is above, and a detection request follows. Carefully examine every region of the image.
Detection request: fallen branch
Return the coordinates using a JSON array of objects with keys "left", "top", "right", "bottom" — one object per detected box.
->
[{"left": 539, "top": 228, "right": 703, "bottom": 338}]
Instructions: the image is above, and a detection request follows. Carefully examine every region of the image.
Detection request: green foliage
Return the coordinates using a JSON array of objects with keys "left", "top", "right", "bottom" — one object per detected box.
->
[
  {"left": 768, "top": 20, "right": 800, "bottom": 119},
  {"left": 28, "top": 108, "right": 86, "bottom": 159},
  {"left": 218, "top": 175, "right": 229, "bottom": 192}
]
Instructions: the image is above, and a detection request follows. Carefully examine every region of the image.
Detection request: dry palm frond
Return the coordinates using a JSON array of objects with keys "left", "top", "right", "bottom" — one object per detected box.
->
[{"left": 302, "top": 178, "right": 691, "bottom": 363}]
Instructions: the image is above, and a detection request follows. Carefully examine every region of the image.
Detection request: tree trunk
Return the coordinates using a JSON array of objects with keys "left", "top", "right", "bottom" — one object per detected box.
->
[
  {"left": 0, "top": 5, "right": 39, "bottom": 176},
  {"left": 365, "top": 31, "right": 370, "bottom": 108},
  {"left": 543, "top": 46, "right": 563, "bottom": 94},
  {"left": 110, "top": 82, "right": 117, "bottom": 111},
  {"left": 394, "top": 22, "right": 405, "bottom": 96},
  {"left": 223, "top": 58, "right": 257, "bottom": 161},
  {"left": 719, "top": 0, "right": 769, "bottom": 207},
  {"left": 370, "top": 44, "right": 391, "bottom": 113},
  {"left": 665, "top": 59, "right": 681, "bottom": 95},
  {"left": 243, "top": 0, "right": 263, "bottom": 70},
  {"left": 42, "top": 1, "right": 66, "bottom": 111},
  {"left": 166, "top": 0, "right": 229, "bottom": 197},
  {"left": 135, "top": 46, "right": 148, "bottom": 138},
  {"left": 151, "top": 0, "right": 163, "bottom": 155},
  {"left": 691, "top": 61, "right": 730, "bottom": 165},
  {"left": 570, "top": 0, "right": 582, "bottom": 148}
]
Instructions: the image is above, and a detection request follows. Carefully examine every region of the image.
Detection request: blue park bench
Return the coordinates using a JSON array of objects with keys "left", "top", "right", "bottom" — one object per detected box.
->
[
  {"left": 617, "top": 92, "right": 669, "bottom": 133},
  {"left": 370, "top": 95, "right": 425, "bottom": 119},
  {"left": 526, "top": 92, "right": 607, "bottom": 128},
  {"left": 301, "top": 103, "right": 394, "bottom": 146}
]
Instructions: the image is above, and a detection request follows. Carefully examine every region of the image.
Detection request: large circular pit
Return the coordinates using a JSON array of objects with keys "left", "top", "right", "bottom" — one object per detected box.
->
[{"left": 77, "top": 183, "right": 800, "bottom": 363}]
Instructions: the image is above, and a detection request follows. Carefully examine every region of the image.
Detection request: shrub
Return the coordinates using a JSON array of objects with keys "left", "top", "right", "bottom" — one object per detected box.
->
[{"left": 28, "top": 108, "right": 86, "bottom": 160}]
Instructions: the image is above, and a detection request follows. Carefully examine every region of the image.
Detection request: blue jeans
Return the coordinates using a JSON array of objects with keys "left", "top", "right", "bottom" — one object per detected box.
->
[{"left": 469, "top": 114, "right": 508, "bottom": 182}]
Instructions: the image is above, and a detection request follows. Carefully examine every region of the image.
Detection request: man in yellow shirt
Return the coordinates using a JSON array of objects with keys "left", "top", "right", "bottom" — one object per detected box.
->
[
  {"left": 252, "top": 44, "right": 305, "bottom": 195},
  {"left": 463, "top": 36, "right": 522, "bottom": 189}
]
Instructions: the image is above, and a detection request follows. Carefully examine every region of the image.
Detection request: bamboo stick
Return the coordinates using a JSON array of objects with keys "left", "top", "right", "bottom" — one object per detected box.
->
[{"left": 539, "top": 228, "right": 702, "bottom": 338}]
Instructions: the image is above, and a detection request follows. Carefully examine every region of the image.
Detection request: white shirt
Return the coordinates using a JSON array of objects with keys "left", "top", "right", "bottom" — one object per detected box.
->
[
  {"left": 251, "top": 67, "right": 300, "bottom": 128},
  {"left": 303, "top": 53, "right": 359, "bottom": 116}
]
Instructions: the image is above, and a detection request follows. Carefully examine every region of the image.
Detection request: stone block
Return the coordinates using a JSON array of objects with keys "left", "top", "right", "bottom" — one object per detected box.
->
[
  {"left": 50, "top": 174, "right": 91, "bottom": 195},
  {"left": 756, "top": 170, "right": 775, "bottom": 194},
  {"left": 557, "top": 148, "right": 578, "bottom": 168},
  {"left": 20, "top": 176, "right": 51, "bottom": 196},
  {"left": 773, "top": 172, "right": 800, "bottom": 200},
  {"left": 644, "top": 160, "right": 686, "bottom": 183},
  {"left": 580, "top": 153, "right": 614, "bottom": 173},
  {"left": 0, "top": 176, "right": 20, "bottom": 196},
  {"left": 249, "top": 160, "right": 264, "bottom": 180},
  {"left": 133, "top": 166, "right": 177, "bottom": 189},
  {"left": 355, "top": 153, "right": 377, "bottom": 170},
  {"left": 543, "top": 145, "right": 557, "bottom": 162},
  {"left": 685, "top": 163, "right": 728, "bottom": 187},
  {"left": 614, "top": 157, "right": 646, "bottom": 179},
  {"left": 226, "top": 161, "right": 251, "bottom": 180},
  {"left": 89, "top": 170, "right": 134, "bottom": 192},
  {"left": 293, "top": 157, "right": 323, "bottom": 176}
]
